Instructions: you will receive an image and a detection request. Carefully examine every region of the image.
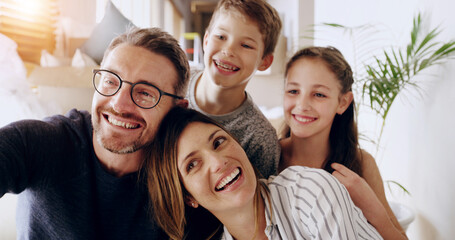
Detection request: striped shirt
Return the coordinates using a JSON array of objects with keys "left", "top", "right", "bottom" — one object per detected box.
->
[{"left": 222, "top": 166, "right": 382, "bottom": 240}]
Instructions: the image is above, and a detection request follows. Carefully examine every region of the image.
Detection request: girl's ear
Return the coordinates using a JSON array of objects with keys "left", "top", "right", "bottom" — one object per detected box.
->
[
  {"left": 337, "top": 91, "right": 353, "bottom": 115},
  {"left": 184, "top": 196, "right": 199, "bottom": 208}
]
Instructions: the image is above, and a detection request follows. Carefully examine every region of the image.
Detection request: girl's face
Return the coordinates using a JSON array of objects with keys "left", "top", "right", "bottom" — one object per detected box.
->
[
  {"left": 176, "top": 122, "right": 257, "bottom": 216},
  {"left": 283, "top": 58, "right": 352, "bottom": 140}
]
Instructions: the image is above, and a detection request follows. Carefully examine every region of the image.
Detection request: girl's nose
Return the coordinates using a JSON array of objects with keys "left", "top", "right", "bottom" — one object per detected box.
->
[{"left": 296, "top": 94, "right": 312, "bottom": 111}]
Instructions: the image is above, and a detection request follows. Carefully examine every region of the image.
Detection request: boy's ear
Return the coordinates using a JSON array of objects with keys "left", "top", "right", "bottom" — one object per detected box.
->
[
  {"left": 202, "top": 31, "right": 210, "bottom": 51},
  {"left": 258, "top": 54, "right": 274, "bottom": 71},
  {"left": 337, "top": 91, "right": 353, "bottom": 114}
]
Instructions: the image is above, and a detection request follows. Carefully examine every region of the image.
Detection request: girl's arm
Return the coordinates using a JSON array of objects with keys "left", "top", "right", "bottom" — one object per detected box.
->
[{"left": 331, "top": 160, "right": 408, "bottom": 240}]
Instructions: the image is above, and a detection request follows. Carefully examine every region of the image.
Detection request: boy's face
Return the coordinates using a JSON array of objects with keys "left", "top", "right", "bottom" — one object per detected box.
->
[{"left": 203, "top": 11, "right": 273, "bottom": 90}]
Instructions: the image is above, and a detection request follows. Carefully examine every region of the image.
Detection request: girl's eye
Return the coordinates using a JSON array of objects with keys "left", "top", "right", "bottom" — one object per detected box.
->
[
  {"left": 287, "top": 89, "right": 298, "bottom": 95},
  {"left": 213, "top": 136, "right": 226, "bottom": 149},
  {"left": 315, "top": 93, "right": 326, "bottom": 98},
  {"left": 187, "top": 160, "right": 199, "bottom": 173}
]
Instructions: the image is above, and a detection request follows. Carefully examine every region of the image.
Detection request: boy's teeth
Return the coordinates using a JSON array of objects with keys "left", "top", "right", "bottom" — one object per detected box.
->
[
  {"left": 215, "top": 60, "right": 239, "bottom": 71},
  {"left": 108, "top": 117, "right": 139, "bottom": 129},
  {"left": 216, "top": 168, "right": 241, "bottom": 191}
]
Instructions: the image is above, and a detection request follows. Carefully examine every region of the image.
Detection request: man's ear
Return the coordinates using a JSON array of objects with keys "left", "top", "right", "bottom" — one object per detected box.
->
[
  {"left": 176, "top": 99, "right": 189, "bottom": 109},
  {"left": 258, "top": 54, "right": 274, "bottom": 71},
  {"left": 184, "top": 196, "right": 199, "bottom": 208},
  {"left": 337, "top": 91, "right": 353, "bottom": 114}
]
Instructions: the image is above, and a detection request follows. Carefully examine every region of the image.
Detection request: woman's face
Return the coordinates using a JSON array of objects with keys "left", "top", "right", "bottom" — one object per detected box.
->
[{"left": 176, "top": 122, "right": 257, "bottom": 215}]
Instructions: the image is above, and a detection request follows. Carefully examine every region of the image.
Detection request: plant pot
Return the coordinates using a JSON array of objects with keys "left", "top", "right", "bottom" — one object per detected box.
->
[{"left": 389, "top": 201, "right": 415, "bottom": 231}]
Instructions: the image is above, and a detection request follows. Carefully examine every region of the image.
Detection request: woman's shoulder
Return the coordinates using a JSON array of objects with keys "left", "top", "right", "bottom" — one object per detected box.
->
[{"left": 267, "top": 166, "right": 337, "bottom": 188}]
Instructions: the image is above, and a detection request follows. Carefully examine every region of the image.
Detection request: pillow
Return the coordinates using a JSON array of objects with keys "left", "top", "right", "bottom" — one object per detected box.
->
[
  {"left": 79, "top": 0, "right": 135, "bottom": 64},
  {"left": 72, "top": 49, "right": 98, "bottom": 67},
  {"left": 40, "top": 49, "right": 71, "bottom": 67}
]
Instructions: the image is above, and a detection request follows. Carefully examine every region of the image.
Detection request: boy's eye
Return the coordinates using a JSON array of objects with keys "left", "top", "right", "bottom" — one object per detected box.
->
[
  {"left": 213, "top": 136, "right": 226, "bottom": 149},
  {"left": 215, "top": 35, "right": 225, "bottom": 40},
  {"left": 241, "top": 44, "right": 252, "bottom": 49}
]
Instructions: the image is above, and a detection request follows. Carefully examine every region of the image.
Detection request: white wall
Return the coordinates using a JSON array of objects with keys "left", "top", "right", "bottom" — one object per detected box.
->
[{"left": 313, "top": 0, "right": 455, "bottom": 239}]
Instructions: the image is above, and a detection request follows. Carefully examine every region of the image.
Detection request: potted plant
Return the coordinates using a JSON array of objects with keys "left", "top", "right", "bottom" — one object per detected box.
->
[{"left": 316, "top": 12, "right": 455, "bottom": 230}]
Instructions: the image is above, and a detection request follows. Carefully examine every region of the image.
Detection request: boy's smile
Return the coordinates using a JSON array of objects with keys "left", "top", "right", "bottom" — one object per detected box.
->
[{"left": 202, "top": 10, "right": 270, "bottom": 90}]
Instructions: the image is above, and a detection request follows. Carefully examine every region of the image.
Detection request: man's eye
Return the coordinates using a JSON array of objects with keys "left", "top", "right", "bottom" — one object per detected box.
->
[{"left": 213, "top": 136, "right": 226, "bottom": 149}]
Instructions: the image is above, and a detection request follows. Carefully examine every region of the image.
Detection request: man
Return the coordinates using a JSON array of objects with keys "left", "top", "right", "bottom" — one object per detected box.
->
[{"left": 0, "top": 27, "right": 189, "bottom": 239}]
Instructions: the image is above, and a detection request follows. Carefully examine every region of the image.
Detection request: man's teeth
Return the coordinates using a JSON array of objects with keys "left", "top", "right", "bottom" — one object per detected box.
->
[
  {"left": 108, "top": 117, "right": 139, "bottom": 129},
  {"left": 295, "top": 116, "right": 315, "bottom": 123},
  {"left": 216, "top": 168, "right": 241, "bottom": 191},
  {"left": 215, "top": 60, "right": 239, "bottom": 71}
]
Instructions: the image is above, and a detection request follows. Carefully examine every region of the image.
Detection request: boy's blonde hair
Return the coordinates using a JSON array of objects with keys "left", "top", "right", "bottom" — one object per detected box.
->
[{"left": 207, "top": 0, "right": 282, "bottom": 58}]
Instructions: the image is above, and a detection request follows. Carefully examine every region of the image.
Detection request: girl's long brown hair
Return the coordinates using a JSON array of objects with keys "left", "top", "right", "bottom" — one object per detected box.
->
[{"left": 283, "top": 46, "right": 362, "bottom": 176}]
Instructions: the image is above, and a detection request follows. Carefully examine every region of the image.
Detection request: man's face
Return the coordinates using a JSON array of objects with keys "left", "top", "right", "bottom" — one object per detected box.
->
[{"left": 91, "top": 43, "right": 179, "bottom": 154}]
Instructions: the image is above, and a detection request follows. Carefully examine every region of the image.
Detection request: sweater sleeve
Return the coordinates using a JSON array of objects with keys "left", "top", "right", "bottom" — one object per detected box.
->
[{"left": 0, "top": 110, "right": 91, "bottom": 196}]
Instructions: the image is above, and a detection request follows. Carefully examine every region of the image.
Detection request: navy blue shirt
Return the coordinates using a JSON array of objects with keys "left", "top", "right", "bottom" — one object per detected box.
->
[{"left": 0, "top": 109, "right": 165, "bottom": 239}]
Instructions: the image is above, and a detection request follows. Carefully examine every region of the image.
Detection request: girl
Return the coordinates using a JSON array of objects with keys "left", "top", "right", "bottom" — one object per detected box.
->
[
  {"left": 279, "top": 46, "right": 407, "bottom": 239},
  {"left": 145, "top": 107, "right": 381, "bottom": 240}
]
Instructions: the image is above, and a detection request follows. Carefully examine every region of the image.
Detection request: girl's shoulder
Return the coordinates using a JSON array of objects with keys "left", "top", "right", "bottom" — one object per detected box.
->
[{"left": 358, "top": 148, "right": 377, "bottom": 171}]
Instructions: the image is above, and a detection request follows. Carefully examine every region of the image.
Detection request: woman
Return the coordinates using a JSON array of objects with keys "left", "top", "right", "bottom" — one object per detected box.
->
[{"left": 145, "top": 107, "right": 382, "bottom": 240}]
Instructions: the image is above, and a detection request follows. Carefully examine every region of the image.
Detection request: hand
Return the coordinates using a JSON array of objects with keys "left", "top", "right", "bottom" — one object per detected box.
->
[{"left": 331, "top": 163, "right": 388, "bottom": 224}]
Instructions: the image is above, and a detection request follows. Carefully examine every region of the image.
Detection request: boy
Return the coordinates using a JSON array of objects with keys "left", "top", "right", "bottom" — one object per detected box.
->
[{"left": 188, "top": 0, "right": 282, "bottom": 178}]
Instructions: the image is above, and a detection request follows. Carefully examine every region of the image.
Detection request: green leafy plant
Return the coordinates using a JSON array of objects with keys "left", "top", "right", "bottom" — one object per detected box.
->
[
  {"left": 317, "top": 13, "right": 455, "bottom": 195},
  {"left": 322, "top": 14, "right": 455, "bottom": 148}
]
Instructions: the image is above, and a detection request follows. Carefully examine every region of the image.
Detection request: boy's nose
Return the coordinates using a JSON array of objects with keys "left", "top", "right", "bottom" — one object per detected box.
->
[{"left": 221, "top": 42, "right": 235, "bottom": 56}]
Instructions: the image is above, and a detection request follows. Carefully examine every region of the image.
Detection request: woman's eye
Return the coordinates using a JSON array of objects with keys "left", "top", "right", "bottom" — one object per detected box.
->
[
  {"left": 187, "top": 160, "right": 199, "bottom": 172},
  {"left": 213, "top": 136, "right": 226, "bottom": 149}
]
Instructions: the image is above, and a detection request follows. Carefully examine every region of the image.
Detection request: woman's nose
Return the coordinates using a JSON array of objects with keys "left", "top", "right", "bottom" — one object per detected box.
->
[{"left": 208, "top": 153, "right": 228, "bottom": 173}]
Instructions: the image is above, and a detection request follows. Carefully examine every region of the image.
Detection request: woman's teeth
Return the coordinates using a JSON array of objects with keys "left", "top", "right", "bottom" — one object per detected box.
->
[{"left": 216, "top": 168, "right": 241, "bottom": 191}]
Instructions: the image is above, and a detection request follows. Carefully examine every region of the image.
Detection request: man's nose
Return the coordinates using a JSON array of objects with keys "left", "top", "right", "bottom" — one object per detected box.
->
[{"left": 110, "top": 84, "right": 136, "bottom": 112}]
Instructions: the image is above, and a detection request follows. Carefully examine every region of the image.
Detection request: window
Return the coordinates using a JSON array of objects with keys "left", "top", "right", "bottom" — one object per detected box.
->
[{"left": 0, "top": 0, "right": 59, "bottom": 63}]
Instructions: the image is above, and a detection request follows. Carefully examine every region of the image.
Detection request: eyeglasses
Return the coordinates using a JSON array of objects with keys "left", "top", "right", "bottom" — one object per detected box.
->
[{"left": 93, "top": 69, "right": 183, "bottom": 109}]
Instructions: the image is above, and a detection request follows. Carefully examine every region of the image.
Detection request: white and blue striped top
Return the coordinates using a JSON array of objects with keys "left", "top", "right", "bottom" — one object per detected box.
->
[{"left": 222, "top": 166, "right": 383, "bottom": 240}]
